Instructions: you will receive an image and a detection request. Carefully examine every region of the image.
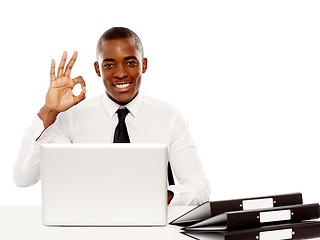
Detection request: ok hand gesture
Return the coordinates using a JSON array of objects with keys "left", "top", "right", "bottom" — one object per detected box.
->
[{"left": 45, "top": 51, "right": 86, "bottom": 113}]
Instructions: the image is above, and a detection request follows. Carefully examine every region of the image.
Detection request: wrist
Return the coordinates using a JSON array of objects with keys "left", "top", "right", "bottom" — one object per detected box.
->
[
  {"left": 42, "top": 104, "right": 59, "bottom": 114},
  {"left": 38, "top": 105, "right": 59, "bottom": 129}
]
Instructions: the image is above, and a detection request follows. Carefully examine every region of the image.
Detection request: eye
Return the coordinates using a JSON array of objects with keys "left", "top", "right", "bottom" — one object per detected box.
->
[
  {"left": 127, "top": 61, "right": 137, "bottom": 66},
  {"left": 103, "top": 63, "right": 113, "bottom": 68}
]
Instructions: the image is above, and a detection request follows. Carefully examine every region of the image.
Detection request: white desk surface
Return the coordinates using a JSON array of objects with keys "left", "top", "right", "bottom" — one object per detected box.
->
[
  {"left": 2, "top": 205, "right": 320, "bottom": 240},
  {"left": 0, "top": 205, "right": 193, "bottom": 240}
]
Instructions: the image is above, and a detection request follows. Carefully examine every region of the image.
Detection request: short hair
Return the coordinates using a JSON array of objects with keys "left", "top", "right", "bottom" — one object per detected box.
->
[{"left": 96, "top": 27, "right": 144, "bottom": 60}]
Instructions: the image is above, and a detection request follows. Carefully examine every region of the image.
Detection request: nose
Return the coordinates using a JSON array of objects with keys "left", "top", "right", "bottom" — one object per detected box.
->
[{"left": 113, "top": 64, "right": 127, "bottom": 79}]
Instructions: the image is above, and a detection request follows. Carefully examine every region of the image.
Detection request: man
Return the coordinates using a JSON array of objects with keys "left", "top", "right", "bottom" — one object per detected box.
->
[{"left": 13, "top": 27, "right": 210, "bottom": 205}]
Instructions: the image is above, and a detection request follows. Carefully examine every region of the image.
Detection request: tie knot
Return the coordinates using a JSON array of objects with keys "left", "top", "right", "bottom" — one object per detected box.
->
[{"left": 116, "top": 108, "right": 129, "bottom": 122}]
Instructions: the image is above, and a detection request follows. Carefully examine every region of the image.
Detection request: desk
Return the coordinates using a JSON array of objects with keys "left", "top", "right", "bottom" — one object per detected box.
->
[
  {"left": 2, "top": 206, "right": 320, "bottom": 240},
  {"left": 0, "top": 205, "right": 193, "bottom": 240}
]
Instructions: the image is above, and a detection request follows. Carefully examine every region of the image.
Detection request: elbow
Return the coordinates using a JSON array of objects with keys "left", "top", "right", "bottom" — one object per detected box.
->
[
  {"left": 13, "top": 173, "right": 29, "bottom": 187},
  {"left": 12, "top": 168, "right": 39, "bottom": 187}
]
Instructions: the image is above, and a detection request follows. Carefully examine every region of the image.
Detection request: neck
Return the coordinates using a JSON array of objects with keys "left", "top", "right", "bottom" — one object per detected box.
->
[{"left": 106, "top": 91, "right": 139, "bottom": 106}]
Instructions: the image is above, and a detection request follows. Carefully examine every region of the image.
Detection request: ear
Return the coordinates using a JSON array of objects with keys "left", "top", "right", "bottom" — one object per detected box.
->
[
  {"left": 142, "top": 58, "right": 148, "bottom": 73},
  {"left": 94, "top": 61, "right": 101, "bottom": 77}
]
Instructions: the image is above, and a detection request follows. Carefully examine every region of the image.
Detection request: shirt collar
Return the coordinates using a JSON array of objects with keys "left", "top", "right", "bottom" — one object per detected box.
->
[{"left": 102, "top": 92, "right": 142, "bottom": 118}]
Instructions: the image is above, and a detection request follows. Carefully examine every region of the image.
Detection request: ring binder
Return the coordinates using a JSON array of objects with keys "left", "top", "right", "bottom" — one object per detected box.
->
[
  {"left": 183, "top": 204, "right": 319, "bottom": 231},
  {"left": 171, "top": 193, "right": 303, "bottom": 226},
  {"left": 178, "top": 193, "right": 320, "bottom": 240}
]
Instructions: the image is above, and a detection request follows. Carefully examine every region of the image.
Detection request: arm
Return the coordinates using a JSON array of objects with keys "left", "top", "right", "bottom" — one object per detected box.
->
[
  {"left": 167, "top": 111, "right": 211, "bottom": 206},
  {"left": 13, "top": 52, "right": 86, "bottom": 187}
]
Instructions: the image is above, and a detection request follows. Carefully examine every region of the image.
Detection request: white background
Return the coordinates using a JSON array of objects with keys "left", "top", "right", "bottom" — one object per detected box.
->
[{"left": 1, "top": 0, "right": 320, "bottom": 205}]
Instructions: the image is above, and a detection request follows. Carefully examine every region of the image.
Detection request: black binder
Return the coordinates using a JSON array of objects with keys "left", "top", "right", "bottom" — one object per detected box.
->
[
  {"left": 171, "top": 193, "right": 303, "bottom": 226},
  {"left": 183, "top": 203, "right": 320, "bottom": 231},
  {"left": 182, "top": 220, "right": 320, "bottom": 240}
]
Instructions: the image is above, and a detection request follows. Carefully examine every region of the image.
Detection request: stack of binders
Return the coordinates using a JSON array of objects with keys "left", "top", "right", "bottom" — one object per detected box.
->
[{"left": 170, "top": 193, "right": 320, "bottom": 240}]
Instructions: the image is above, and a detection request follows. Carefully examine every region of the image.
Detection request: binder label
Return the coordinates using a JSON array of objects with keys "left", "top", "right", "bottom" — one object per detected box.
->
[
  {"left": 260, "top": 209, "right": 291, "bottom": 223},
  {"left": 259, "top": 228, "right": 292, "bottom": 240},
  {"left": 242, "top": 198, "right": 274, "bottom": 210}
]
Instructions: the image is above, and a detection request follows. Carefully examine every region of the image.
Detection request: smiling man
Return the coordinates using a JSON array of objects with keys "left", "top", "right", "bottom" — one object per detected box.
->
[
  {"left": 13, "top": 27, "right": 210, "bottom": 206},
  {"left": 94, "top": 36, "right": 147, "bottom": 105}
]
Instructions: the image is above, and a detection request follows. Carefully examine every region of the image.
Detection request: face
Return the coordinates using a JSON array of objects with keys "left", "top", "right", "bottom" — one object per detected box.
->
[{"left": 94, "top": 38, "right": 147, "bottom": 105}]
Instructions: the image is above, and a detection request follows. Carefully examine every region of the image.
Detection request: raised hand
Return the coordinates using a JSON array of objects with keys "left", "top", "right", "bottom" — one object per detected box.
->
[
  {"left": 38, "top": 51, "right": 86, "bottom": 131},
  {"left": 45, "top": 51, "right": 86, "bottom": 112}
]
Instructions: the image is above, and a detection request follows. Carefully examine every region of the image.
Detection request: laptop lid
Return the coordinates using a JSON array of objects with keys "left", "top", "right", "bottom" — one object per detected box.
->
[{"left": 40, "top": 143, "right": 168, "bottom": 226}]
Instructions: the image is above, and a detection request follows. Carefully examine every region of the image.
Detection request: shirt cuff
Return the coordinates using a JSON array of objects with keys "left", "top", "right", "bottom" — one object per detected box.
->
[
  {"left": 33, "top": 114, "right": 45, "bottom": 135},
  {"left": 34, "top": 114, "right": 55, "bottom": 143}
]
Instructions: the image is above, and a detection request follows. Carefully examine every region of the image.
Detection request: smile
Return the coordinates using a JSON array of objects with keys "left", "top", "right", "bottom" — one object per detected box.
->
[{"left": 115, "top": 83, "right": 131, "bottom": 89}]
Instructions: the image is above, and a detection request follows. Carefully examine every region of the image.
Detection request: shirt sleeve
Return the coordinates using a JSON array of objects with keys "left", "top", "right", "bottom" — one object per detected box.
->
[
  {"left": 13, "top": 113, "right": 72, "bottom": 187},
  {"left": 167, "top": 110, "right": 211, "bottom": 206}
]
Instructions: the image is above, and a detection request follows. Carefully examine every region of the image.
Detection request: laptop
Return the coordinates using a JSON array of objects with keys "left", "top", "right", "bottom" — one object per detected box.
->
[{"left": 40, "top": 143, "right": 168, "bottom": 226}]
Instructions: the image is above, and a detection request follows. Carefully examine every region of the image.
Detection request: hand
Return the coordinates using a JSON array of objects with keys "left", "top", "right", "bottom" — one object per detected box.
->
[
  {"left": 45, "top": 51, "right": 86, "bottom": 113},
  {"left": 168, "top": 190, "right": 174, "bottom": 204}
]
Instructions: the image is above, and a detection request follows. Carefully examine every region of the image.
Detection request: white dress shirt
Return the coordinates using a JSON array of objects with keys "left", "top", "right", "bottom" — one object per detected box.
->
[{"left": 13, "top": 93, "right": 210, "bottom": 206}]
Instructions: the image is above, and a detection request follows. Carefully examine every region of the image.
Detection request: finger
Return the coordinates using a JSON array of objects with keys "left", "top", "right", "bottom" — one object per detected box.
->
[
  {"left": 57, "top": 51, "right": 67, "bottom": 77},
  {"left": 73, "top": 88, "right": 86, "bottom": 105},
  {"left": 50, "top": 59, "right": 56, "bottom": 82},
  {"left": 64, "top": 51, "right": 78, "bottom": 77},
  {"left": 72, "top": 76, "right": 86, "bottom": 89}
]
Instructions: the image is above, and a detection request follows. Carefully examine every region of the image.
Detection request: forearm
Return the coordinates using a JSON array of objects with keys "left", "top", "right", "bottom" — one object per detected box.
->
[
  {"left": 168, "top": 146, "right": 211, "bottom": 206},
  {"left": 168, "top": 177, "right": 210, "bottom": 206}
]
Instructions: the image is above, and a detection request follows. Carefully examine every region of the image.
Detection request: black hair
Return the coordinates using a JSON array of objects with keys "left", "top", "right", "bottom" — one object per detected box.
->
[{"left": 96, "top": 27, "right": 144, "bottom": 60}]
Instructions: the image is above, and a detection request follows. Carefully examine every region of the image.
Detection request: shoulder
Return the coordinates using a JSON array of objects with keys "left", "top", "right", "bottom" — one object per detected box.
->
[
  {"left": 141, "top": 95, "right": 186, "bottom": 122},
  {"left": 141, "top": 95, "right": 178, "bottom": 113},
  {"left": 141, "top": 95, "right": 178, "bottom": 112}
]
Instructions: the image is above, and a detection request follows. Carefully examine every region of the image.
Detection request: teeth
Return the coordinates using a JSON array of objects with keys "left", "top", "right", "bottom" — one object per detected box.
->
[{"left": 115, "top": 83, "right": 130, "bottom": 88}]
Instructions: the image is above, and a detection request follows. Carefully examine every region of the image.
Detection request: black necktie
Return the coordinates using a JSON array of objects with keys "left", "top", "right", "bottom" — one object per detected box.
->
[
  {"left": 113, "top": 108, "right": 175, "bottom": 185},
  {"left": 113, "top": 108, "right": 130, "bottom": 143}
]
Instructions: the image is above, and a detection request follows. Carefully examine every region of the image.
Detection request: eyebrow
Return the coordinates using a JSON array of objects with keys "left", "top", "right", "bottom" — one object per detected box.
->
[
  {"left": 102, "top": 56, "right": 138, "bottom": 62},
  {"left": 124, "top": 56, "right": 138, "bottom": 61},
  {"left": 103, "top": 58, "right": 114, "bottom": 62}
]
